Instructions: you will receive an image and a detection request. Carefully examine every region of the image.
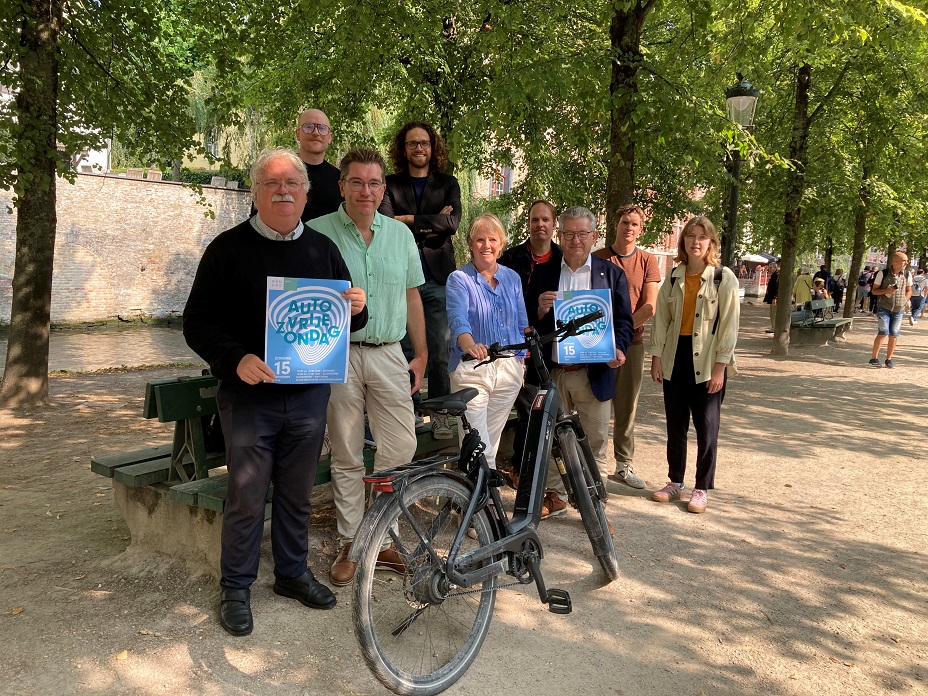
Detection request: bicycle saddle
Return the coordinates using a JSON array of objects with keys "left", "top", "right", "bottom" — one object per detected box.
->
[{"left": 420, "top": 388, "right": 479, "bottom": 415}]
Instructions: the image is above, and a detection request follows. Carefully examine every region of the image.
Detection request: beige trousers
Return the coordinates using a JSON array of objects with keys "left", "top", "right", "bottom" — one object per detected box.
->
[
  {"left": 546, "top": 366, "right": 611, "bottom": 493},
  {"left": 610, "top": 342, "right": 645, "bottom": 468},
  {"left": 326, "top": 342, "right": 416, "bottom": 542}
]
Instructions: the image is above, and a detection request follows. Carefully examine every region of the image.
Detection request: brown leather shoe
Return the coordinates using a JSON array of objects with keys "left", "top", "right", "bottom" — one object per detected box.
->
[
  {"left": 329, "top": 543, "right": 356, "bottom": 586},
  {"left": 376, "top": 544, "right": 407, "bottom": 575},
  {"left": 540, "top": 491, "right": 567, "bottom": 519}
]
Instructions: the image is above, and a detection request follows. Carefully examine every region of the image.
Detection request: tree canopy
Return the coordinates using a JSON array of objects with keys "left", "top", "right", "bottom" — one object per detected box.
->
[{"left": 4, "top": 0, "right": 928, "bottom": 405}]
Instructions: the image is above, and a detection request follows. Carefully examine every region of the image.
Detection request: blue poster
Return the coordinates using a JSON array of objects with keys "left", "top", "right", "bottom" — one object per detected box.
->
[
  {"left": 265, "top": 277, "right": 351, "bottom": 383},
  {"left": 554, "top": 289, "right": 615, "bottom": 364}
]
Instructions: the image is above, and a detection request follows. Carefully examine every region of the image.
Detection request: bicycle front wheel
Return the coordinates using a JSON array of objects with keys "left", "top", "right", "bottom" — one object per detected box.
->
[
  {"left": 353, "top": 474, "right": 498, "bottom": 696},
  {"left": 559, "top": 428, "right": 620, "bottom": 581}
]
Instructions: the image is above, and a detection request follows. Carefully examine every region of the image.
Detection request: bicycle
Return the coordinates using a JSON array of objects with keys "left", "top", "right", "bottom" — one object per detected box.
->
[{"left": 350, "top": 311, "right": 619, "bottom": 695}]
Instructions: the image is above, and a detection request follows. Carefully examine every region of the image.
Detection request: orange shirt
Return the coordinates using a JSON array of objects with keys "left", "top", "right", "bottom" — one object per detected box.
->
[{"left": 679, "top": 273, "right": 702, "bottom": 336}]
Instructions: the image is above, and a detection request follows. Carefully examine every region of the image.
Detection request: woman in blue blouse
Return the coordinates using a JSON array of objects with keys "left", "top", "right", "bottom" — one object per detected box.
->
[{"left": 447, "top": 214, "right": 528, "bottom": 469}]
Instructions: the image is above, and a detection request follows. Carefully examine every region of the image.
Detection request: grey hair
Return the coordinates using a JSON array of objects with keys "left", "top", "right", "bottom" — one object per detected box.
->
[
  {"left": 249, "top": 147, "right": 309, "bottom": 201},
  {"left": 558, "top": 206, "right": 596, "bottom": 232}
]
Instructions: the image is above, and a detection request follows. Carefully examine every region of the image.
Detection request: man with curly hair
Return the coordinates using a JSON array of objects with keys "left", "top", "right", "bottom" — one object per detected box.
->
[{"left": 379, "top": 122, "right": 462, "bottom": 438}]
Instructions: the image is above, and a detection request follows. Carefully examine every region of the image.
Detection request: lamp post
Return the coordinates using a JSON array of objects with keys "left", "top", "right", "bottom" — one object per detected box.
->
[{"left": 721, "top": 74, "right": 760, "bottom": 271}]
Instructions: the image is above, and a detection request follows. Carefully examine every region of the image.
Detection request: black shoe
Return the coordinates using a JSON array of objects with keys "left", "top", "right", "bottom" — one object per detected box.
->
[
  {"left": 273, "top": 569, "right": 337, "bottom": 610},
  {"left": 219, "top": 587, "right": 253, "bottom": 636}
]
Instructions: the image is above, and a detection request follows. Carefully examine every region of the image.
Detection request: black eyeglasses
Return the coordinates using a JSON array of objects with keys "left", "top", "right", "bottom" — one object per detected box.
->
[
  {"left": 300, "top": 123, "right": 331, "bottom": 135},
  {"left": 342, "top": 178, "right": 385, "bottom": 192},
  {"left": 560, "top": 231, "right": 594, "bottom": 241},
  {"left": 405, "top": 140, "right": 431, "bottom": 150}
]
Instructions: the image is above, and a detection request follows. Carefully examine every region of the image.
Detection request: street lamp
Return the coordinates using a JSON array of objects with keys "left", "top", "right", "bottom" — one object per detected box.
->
[{"left": 721, "top": 74, "right": 760, "bottom": 270}]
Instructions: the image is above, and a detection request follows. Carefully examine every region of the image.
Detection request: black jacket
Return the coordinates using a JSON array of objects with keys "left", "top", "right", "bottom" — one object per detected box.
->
[
  {"left": 379, "top": 171, "right": 461, "bottom": 284},
  {"left": 499, "top": 241, "right": 563, "bottom": 296}
]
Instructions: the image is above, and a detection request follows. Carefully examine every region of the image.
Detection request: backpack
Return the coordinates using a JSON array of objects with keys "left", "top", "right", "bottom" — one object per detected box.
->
[
  {"left": 857, "top": 272, "right": 869, "bottom": 287},
  {"left": 669, "top": 266, "right": 725, "bottom": 335}
]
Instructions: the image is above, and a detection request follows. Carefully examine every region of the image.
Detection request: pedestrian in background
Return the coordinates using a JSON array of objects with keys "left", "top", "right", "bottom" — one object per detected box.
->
[
  {"left": 763, "top": 262, "right": 779, "bottom": 333},
  {"left": 909, "top": 267, "right": 926, "bottom": 326},
  {"left": 829, "top": 268, "right": 846, "bottom": 313}
]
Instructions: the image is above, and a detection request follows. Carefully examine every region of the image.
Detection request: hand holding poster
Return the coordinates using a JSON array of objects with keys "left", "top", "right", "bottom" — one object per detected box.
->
[
  {"left": 554, "top": 289, "right": 615, "bottom": 364},
  {"left": 265, "top": 277, "right": 351, "bottom": 383}
]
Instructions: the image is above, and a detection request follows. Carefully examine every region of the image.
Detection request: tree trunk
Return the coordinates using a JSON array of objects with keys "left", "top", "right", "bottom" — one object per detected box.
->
[
  {"left": 605, "top": 2, "right": 652, "bottom": 244},
  {"left": 771, "top": 63, "right": 812, "bottom": 357},
  {"left": 845, "top": 162, "right": 870, "bottom": 318},
  {"left": 823, "top": 236, "right": 833, "bottom": 273},
  {"left": 0, "top": 0, "right": 63, "bottom": 407}
]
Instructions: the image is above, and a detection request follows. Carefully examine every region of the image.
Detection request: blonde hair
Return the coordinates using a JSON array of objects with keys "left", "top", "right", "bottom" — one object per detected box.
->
[
  {"left": 675, "top": 215, "right": 721, "bottom": 267},
  {"left": 467, "top": 213, "right": 508, "bottom": 253}
]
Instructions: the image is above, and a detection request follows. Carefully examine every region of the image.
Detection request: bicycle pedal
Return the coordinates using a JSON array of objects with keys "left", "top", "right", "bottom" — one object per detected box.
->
[{"left": 546, "top": 588, "right": 572, "bottom": 614}]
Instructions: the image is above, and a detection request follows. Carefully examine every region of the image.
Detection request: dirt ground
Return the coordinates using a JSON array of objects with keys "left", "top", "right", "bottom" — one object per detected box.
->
[{"left": 1, "top": 302, "right": 926, "bottom": 696}]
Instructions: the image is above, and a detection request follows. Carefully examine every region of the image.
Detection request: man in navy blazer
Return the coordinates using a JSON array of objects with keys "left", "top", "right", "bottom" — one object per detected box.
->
[
  {"left": 379, "top": 122, "right": 462, "bottom": 438},
  {"left": 525, "top": 206, "right": 634, "bottom": 517}
]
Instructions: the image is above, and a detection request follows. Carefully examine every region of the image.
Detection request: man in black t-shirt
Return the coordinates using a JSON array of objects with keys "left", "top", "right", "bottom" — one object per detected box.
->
[{"left": 295, "top": 108, "right": 343, "bottom": 221}]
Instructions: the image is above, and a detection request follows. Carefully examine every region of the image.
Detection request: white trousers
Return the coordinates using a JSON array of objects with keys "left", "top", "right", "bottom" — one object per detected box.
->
[{"left": 450, "top": 356, "right": 524, "bottom": 469}]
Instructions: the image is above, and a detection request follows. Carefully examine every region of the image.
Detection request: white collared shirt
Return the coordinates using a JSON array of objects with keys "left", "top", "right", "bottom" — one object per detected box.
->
[
  {"left": 250, "top": 214, "right": 304, "bottom": 241},
  {"left": 558, "top": 254, "right": 593, "bottom": 292},
  {"left": 553, "top": 254, "right": 593, "bottom": 364}
]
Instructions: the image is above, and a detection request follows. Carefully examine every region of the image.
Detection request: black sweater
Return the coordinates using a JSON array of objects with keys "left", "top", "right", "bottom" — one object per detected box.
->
[{"left": 183, "top": 220, "right": 368, "bottom": 386}]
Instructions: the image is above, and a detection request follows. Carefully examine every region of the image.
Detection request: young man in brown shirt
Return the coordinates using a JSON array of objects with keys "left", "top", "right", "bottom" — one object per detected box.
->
[{"left": 593, "top": 204, "right": 661, "bottom": 489}]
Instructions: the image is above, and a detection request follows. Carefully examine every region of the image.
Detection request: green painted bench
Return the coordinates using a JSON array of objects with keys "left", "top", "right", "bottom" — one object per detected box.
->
[{"left": 789, "top": 298, "right": 853, "bottom": 345}]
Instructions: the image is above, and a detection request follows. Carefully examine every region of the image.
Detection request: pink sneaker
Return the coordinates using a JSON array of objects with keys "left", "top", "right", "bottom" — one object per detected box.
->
[
  {"left": 687, "top": 489, "right": 708, "bottom": 513},
  {"left": 652, "top": 482, "right": 684, "bottom": 503}
]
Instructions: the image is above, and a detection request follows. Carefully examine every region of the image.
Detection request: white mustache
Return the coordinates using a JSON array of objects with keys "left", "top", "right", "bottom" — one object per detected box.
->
[{"left": 272, "top": 194, "right": 295, "bottom": 203}]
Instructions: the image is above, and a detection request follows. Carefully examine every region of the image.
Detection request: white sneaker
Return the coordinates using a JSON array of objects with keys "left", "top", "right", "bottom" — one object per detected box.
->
[
  {"left": 908, "top": 316, "right": 915, "bottom": 326},
  {"left": 430, "top": 414, "right": 455, "bottom": 440},
  {"left": 608, "top": 463, "right": 646, "bottom": 489}
]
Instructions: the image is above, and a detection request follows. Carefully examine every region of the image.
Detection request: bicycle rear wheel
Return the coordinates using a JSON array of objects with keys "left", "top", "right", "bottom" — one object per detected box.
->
[
  {"left": 559, "top": 428, "right": 620, "bottom": 581},
  {"left": 353, "top": 474, "right": 498, "bottom": 696}
]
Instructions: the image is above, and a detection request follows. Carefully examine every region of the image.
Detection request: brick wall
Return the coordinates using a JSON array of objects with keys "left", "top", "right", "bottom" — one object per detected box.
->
[{"left": 0, "top": 174, "right": 252, "bottom": 323}]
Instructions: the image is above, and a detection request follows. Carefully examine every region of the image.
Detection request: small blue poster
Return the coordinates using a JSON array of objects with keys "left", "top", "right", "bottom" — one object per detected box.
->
[
  {"left": 554, "top": 289, "right": 615, "bottom": 364},
  {"left": 265, "top": 277, "right": 351, "bottom": 383}
]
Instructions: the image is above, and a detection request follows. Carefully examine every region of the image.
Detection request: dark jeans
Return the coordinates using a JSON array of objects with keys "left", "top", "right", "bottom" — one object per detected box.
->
[
  {"left": 911, "top": 295, "right": 925, "bottom": 320},
  {"left": 216, "top": 382, "right": 328, "bottom": 589},
  {"left": 402, "top": 279, "right": 451, "bottom": 401},
  {"left": 662, "top": 337, "right": 726, "bottom": 491}
]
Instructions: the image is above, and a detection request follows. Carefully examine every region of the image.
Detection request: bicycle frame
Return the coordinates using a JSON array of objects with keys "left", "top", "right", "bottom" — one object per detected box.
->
[{"left": 366, "top": 312, "right": 606, "bottom": 606}]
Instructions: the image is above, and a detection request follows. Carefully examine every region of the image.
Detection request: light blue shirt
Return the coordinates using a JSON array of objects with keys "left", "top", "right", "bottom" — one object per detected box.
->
[{"left": 446, "top": 263, "right": 529, "bottom": 371}]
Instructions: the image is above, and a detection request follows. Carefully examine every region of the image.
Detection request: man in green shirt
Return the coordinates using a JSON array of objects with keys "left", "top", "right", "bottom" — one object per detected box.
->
[{"left": 309, "top": 147, "right": 426, "bottom": 586}]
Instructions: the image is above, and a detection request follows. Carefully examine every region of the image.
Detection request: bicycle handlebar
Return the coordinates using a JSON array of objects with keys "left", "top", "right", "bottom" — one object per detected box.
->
[{"left": 461, "top": 309, "right": 605, "bottom": 366}]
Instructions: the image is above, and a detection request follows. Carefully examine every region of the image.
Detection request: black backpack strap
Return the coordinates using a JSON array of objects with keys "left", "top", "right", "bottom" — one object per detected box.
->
[{"left": 712, "top": 266, "right": 725, "bottom": 335}]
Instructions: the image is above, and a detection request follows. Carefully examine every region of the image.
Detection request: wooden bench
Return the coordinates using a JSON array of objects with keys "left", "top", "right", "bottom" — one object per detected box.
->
[
  {"left": 93, "top": 375, "right": 459, "bottom": 505},
  {"left": 789, "top": 299, "right": 853, "bottom": 345},
  {"left": 91, "top": 375, "right": 459, "bottom": 569}
]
